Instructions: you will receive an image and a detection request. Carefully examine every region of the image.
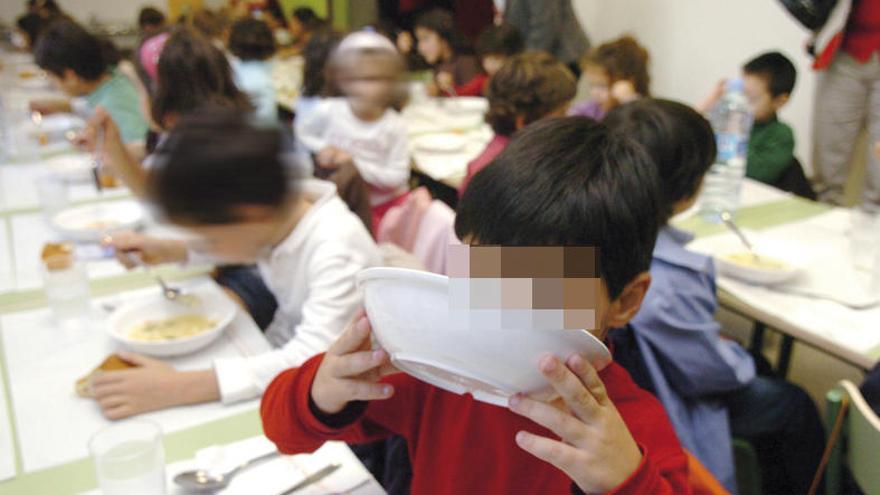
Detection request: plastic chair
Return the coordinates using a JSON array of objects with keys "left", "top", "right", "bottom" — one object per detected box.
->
[{"left": 822, "top": 380, "right": 880, "bottom": 495}]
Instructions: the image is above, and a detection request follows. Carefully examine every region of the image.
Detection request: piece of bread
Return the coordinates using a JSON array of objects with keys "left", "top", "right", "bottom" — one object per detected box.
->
[
  {"left": 41, "top": 242, "right": 74, "bottom": 271},
  {"left": 75, "top": 354, "right": 137, "bottom": 398}
]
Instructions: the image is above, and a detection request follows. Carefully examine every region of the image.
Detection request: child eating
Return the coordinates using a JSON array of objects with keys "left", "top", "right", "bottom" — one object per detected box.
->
[
  {"left": 296, "top": 31, "right": 410, "bottom": 233},
  {"left": 85, "top": 108, "right": 380, "bottom": 418},
  {"left": 261, "top": 117, "right": 690, "bottom": 494},
  {"left": 568, "top": 35, "right": 650, "bottom": 121}
]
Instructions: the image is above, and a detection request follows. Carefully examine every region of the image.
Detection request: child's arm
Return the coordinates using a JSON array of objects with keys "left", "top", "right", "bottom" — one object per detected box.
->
[
  {"left": 261, "top": 316, "right": 405, "bottom": 454},
  {"left": 509, "top": 354, "right": 690, "bottom": 494},
  {"left": 295, "top": 100, "right": 332, "bottom": 152},
  {"left": 746, "top": 123, "right": 795, "bottom": 184},
  {"left": 350, "top": 120, "right": 410, "bottom": 191},
  {"left": 78, "top": 107, "right": 150, "bottom": 196},
  {"left": 213, "top": 250, "right": 367, "bottom": 403}
]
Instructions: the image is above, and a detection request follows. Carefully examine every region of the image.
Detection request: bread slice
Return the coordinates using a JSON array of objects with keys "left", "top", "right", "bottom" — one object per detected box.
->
[{"left": 75, "top": 354, "right": 137, "bottom": 398}]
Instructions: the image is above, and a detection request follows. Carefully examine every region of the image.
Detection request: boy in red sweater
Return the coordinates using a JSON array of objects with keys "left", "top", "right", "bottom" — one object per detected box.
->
[{"left": 262, "top": 117, "right": 691, "bottom": 494}]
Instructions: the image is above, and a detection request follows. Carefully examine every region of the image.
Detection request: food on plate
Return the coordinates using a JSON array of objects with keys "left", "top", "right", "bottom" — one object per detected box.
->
[
  {"left": 127, "top": 314, "right": 216, "bottom": 342},
  {"left": 82, "top": 219, "right": 122, "bottom": 230},
  {"left": 40, "top": 242, "right": 74, "bottom": 271},
  {"left": 97, "top": 172, "right": 119, "bottom": 188},
  {"left": 17, "top": 69, "right": 38, "bottom": 79},
  {"left": 75, "top": 354, "right": 138, "bottom": 397},
  {"left": 720, "top": 252, "right": 789, "bottom": 271}
]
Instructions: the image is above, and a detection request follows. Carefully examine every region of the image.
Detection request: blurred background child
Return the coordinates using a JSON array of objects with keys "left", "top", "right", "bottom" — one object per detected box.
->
[{"left": 568, "top": 35, "right": 650, "bottom": 121}]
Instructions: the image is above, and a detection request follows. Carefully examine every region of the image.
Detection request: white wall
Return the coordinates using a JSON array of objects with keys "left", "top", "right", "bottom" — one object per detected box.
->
[{"left": 572, "top": 0, "right": 817, "bottom": 169}]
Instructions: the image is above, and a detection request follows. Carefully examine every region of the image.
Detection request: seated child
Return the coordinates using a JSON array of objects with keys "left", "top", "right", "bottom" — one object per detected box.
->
[
  {"left": 454, "top": 22, "right": 524, "bottom": 97},
  {"left": 228, "top": 17, "right": 279, "bottom": 122},
  {"left": 32, "top": 19, "right": 149, "bottom": 145},
  {"left": 458, "top": 51, "right": 575, "bottom": 194},
  {"left": 137, "top": 6, "right": 166, "bottom": 38},
  {"left": 568, "top": 35, "right": 649, "bottom": 121},
  {"left": 743, "top": 52, "right": 798, "bottom": 186},
  {"left": 414, "top": 8, "right": 483, "bottom": 97},
  {"left": 286, "top": 7, "right": 325, "bottom": 54},
  {"left": 604, "top": 98, "right": 825, "bottom": 495},
  {"left": 296, "top": 31, "right": 410, "bottom": 232},
  {"left": 261, "top": 116, "right": 690, "bottom": 494},
  {"left": 85, "top": 108, "right": 381, "bottom": 419}
]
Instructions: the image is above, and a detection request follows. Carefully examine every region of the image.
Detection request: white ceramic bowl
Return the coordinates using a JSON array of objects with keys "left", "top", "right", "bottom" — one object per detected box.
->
[
  {"left": 715, "top": 249, "right": 800, "bottom": 285},
  {"left": 414, "top": 133, "right": 467, "bottom": 153},
  {"left": 357, "top": 267, "right": 612, "bottom": 407},
  {"left": 106, "top": 284, "right": 237, "bottom": 357},
  {"left": 50, "top": 200, "right": 145, "bottom": 242}
]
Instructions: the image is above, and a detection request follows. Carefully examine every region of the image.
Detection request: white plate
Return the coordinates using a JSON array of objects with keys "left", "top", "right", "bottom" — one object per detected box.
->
[
  {"left": 414, "top": 133, "right": 467, "bottom": 153},
  {"left": 106, "top": 284, "right": 237, "bottom": 357},
  {"left": 358, "top": 267, "right": 612, "bottom": 407},
  {"left": 690, "top": 232, "right": 805, "bottom": 285},
  {"left": 448, "top": 97, "right": 488, "bottom": 114},
  {"left": 50, "top": 200, "right": 144, "bottom": 242},
  {"left": 44, "top": 154, "right": 94, "bottom": 183}
]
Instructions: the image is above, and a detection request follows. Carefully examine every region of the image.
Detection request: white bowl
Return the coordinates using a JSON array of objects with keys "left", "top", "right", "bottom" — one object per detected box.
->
[
  {"left": 357, "top": 267, "right": 612, "bottom": 407},
  {"left": 449, "top": 97, "right": 488, "bottom": 114},
  {"left": 106, "top": 284, "right": 237, "bottom": 357},
  {"left": 50, "top": 200, "right": 144, "bottom": 242},
  {"left": 715, "top": 250, "right": 800, "bottom": 285},
  {"left": 414, "top": 133, "right": 467, "bottom": 153}
]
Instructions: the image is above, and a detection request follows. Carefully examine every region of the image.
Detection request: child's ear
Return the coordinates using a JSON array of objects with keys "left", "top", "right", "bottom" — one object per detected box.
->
[
  {"left": 605, "top": 272, "right": 652, "bottom": 328},
  {"left": 773, "top": 93, "right": 790, "bottom": 109}
]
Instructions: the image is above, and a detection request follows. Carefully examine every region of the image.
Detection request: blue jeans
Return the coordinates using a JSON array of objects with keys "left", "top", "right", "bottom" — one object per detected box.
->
[{"left": 725, "top": 376, "right": 825, "bottom": 495}]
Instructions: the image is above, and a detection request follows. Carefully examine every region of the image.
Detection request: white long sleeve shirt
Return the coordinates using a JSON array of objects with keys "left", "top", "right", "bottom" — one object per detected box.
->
[
  {"left": 213, "top": 179, "right": 382, "bottom": 403},
  {"left": 295, "top": 98, "right": 410, "bottom": 205}
]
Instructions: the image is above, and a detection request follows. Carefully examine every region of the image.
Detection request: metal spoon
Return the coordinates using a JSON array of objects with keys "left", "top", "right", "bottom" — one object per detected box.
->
[
  {"left": 174, "top": 450, "right": 279, "bottom": 492},
  {"left": 116, "top": 249, "right": 185, "bottom": 302},
  {"left": 719, "top": 211, "right": 760, "bottom": 261}
]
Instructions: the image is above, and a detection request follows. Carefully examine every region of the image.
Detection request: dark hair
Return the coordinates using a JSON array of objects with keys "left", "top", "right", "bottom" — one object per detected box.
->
[
  {"left": 98, "top": 38, "right": 121, "bottom": 67},
  {"left": 743, "top": 51, "right": 797, "bottom": 98},
  {"left": 151, "top": 28, "right": 252, "bottom": 127},
  {"left": 455, "top": 117, "right": 662, "bottom": 299},
  {"left": 485, "top": 51, "right": 576, "bottom": 136},
  {"left": 415, "top": 8, "right": 472, "bottom": 55},
  {"left": 583, "top": 35, "right": 651, "bottom": 96},
  {"left": 476, "top": 23, "right": 523, "bottom": 58},
  {"left": 605, "top": 99, "right": 717, "bottom": 224},
  {"left": 16, "top": 13, "right": 45, "bottom": 47},
  {"left": 150, "top": 108, "right": 292, "bottom": 225},
  {"left": 229, "top": 18, "right": 276, "bottom": 61},
  {"left": 190, "top": 9, "right": 227, "bottom": 39},
  {"left": 302, "top": 29, "right": 342, "bottom": 97},
  {"left": 33, "top": 19, "right": 107, "bottom": 81},
  {"left": 292, "top": 7, "right": 323, "bottom": 30},
  {"left": 263, "top": 0, "right": 287, "bottom": 24},
  {"left": 138, "top": 7, "right": 165, "bottom": 29}
]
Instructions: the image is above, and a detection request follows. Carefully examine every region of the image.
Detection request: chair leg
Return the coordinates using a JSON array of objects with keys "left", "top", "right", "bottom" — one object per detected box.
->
[{"left": 750, "top": 321, "right": 766, "bottom": 356}]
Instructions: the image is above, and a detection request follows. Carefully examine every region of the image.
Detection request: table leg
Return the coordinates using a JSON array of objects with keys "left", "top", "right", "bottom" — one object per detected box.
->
[
  {"left": 750, "top": 321, "right": 766, "bottom": 356},
  {"left": 777, "top": 335, "right": 795, "bottom": 379}
]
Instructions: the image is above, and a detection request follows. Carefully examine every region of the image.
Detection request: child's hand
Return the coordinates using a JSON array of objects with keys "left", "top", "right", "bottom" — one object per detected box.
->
[
  {"left": 316, "top": 147, "right": 340, "bottom": 170},
  {"left": 332, "top": 150, "right": 354, "bottom": 168},
  {"left": 509, "top": 354, "right": 643, "bottom": 494},
  {"left": 89, "top": 353, "right": 179, "bottom": 420},
  {"left": 436, "top": 72, "right": 455, "bottom": 94},
  {"left": 311, "top": 315, "right": 397, "bottom": 415},
  {"left": 75, "top": 107, "right": 126, "bottom": 172},
  {"left": 396, "top": 31, "right": 413, "bottom": 54},
  {"left": 425, "top": 81, "right": 441, "bottom": 97},
  {"left": 696, "top": 78, "right": 727, "bottom": 114},
  {"left": 103, "top": 231, "right": 188, "bottom": 268},
  {"left": 29, "top": 97, "right": 71, "bottom": 115},
  {"left": 610, "top": 80, "right": 639, "bottom": 105}
]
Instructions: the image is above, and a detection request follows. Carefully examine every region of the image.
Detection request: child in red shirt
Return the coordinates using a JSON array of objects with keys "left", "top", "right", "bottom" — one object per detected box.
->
[{"left": 262, "top": 117, "right": 691, "bottom": 494}]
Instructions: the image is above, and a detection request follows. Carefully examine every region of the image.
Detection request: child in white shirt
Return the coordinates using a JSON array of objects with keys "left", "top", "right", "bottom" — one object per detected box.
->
[
  {"left": 296, "top": 31, "right": 410, "bottom": 232},
  {"left": 86, "top": 108, "right": 381, "bottom": 418}
]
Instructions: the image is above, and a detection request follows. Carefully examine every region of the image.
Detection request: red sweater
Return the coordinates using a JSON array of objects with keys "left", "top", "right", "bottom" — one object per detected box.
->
[
  {"left": 261, "top": 354, "right": 691, "bottom": 494},
  {"left": 844, "top": 0, "right": 880, "bottom": 62}
]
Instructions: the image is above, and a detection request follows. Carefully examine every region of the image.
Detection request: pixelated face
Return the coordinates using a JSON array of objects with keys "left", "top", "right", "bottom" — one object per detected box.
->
[
  {"left": 482, "top": 54, "right": 505, "bottom": 76},
  {"left": 743, "top": 73, "right": 776, "bottom": 122},
  {"left": 584, "top": 66, "right": 612, "bottom": 109},
  {"left": 448, "top": 245, "right": 612, "bottom": 339},
  {"left": 415, "top": 27, "right": 444, "bottom": 65}
]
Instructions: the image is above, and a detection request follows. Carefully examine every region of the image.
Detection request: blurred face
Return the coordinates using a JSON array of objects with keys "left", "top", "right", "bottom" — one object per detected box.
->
[
  {"left": 585, "top": 66, "right": 612, "bottom": 110},
  {"left": 182, "top": 220, "right": 277, "bottom": 264},
  {"left": 288, "top": 17, "right": 304, "bottom": 39},
  {"left": 48, "top": 69, "right": 88, "bottom": 97},
  {"left": 415, "top": 27, "right": 447, "bottom": 65},
  {"left": 743, "top": 73, "right": 785, "bottom": 122},
  {"left": 482, "top": 54, "right": 505, "bottom": 76},
  {"left": 337, "top": 54, "right": 399, "bottom": 114}
]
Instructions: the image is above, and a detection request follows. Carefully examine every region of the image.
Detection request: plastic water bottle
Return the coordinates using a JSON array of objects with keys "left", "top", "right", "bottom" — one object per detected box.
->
[{"left": 699, "top": 78, "right": 754, "bottom": 221}]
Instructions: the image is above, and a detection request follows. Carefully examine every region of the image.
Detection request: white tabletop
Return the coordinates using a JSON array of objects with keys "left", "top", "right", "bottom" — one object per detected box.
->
[{"left": 1, "top": 278, "right": 272, "bottom": 473}]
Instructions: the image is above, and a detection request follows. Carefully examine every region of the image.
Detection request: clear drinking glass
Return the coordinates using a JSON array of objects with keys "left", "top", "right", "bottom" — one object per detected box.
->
[
  {"left": 40, "top": 253, "right": 90, "bottom": 329},
  {"left": 89, "top": 420, "right": 167, "bottom": 495},
  {"left": 849, "top": 207, "right": 880, "bottom": 271},
  {"left": 35, "top": 174, "right": 69, "bottom": 221}
]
